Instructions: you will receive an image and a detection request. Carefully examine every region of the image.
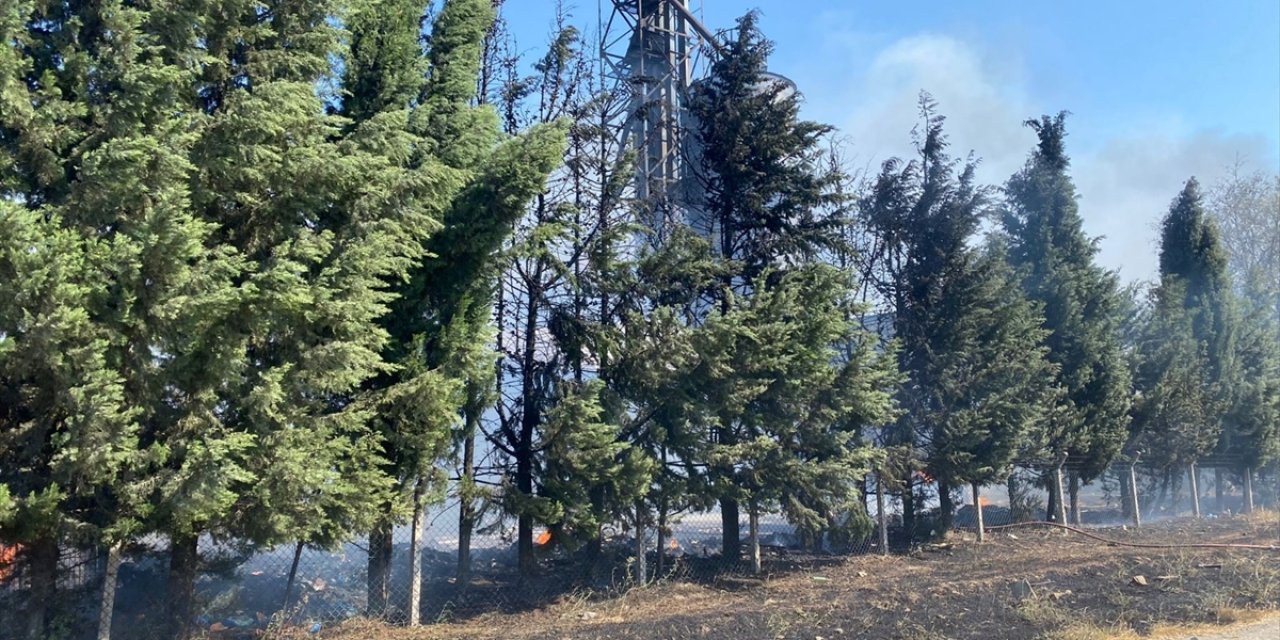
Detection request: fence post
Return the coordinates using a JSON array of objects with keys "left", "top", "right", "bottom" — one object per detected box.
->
[
  {"left": 877, "top": 472, "right": 889, "bottom": 556},
  {"left": 96, "top": 542, "right": 123, "bottom": 640},
  {"left": 1189, "top": 462, "right": 1201, "bottom": 518},
  {"left": 1244, "top": 467, "right": 1255, "bottom": 513},
  {"left": 1129, "top": 462, "right": 1142, "bottom": 528},
  {"left": 972, "top": 483, "right": 985, "bottom": 543}
]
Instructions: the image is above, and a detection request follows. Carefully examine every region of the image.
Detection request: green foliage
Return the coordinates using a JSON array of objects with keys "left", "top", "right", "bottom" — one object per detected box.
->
[
  {"left": 1133, "top": 180, "right": 1238, "bottom": 469},
  {"left": 526, "top": 381, "right": 656, "bottom": 546},
  {"left": 862, "top": 96, "right": 1056, "bottom": 513},
  {"left": 1001, "top": 113, "right": 1132, "bottom": 480},
  {"left": 342, "top": 0, "right": 432, "bottom": 122},
  {"left": 697, "top": 265, "right": 897, "bottom": 536},
  {"left": 690, "top": 11, "right": 847, "bottom": 278},
  {"left": 1220, "top": 272, "right": 1280, "bottom": 469}
]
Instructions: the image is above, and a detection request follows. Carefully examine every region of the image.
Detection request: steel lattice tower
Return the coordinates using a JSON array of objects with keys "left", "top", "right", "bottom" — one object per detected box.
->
[{"left": 601, "top": 1, "right": 718, "bottom": 212}]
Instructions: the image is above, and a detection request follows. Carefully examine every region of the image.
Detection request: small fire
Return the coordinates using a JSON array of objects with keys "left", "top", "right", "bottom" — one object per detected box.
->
[
  {"left": 978, "top": 496, "right": 991, "bottom": 508},
  {"left": 0, "top": 544, "right": 19, "bottom": 582},
  {"left": 535, "top": 530, "right": 552, "bottom": 546},
  {"left": 668, "top": 538, "right": 680, "bottom": 551}
]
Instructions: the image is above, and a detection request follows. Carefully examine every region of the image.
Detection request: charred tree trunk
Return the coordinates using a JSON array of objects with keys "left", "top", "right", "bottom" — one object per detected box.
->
[
  {"left": 633, "top": 502, "right": 647, "bottom": 584},
  {"left": 936, "top": 480, "right": 954, "bottom": 535},
  {"left": 25, "top": 535, "right": 59, "bottom": 640},
  {"left": 1045, "top": 470, "right": 1061, "bottom": 523},
  {"left": 167, "top": 533, "right": 198, "bottom": 639},
  {"left": 901, "top": 471, "right": 917, "bottom": 541},
  {"left": 719, "top": 496, "right": 740, "bottom": 561},
  {"left": 655, "top": 493, "right": 668, "bottom": 576},
  {"left": 517, "top": 280, "right": 541, "bottom": 577},
  {"left": 366, "top": 519, "right": 393, "bottom": 617},
  {"left": 282, "top": 540, "right": 303, "bottom": 613}
]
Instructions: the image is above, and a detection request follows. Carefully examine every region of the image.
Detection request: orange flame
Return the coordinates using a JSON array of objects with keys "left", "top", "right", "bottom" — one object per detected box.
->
[
  {"left": 668, "top": 538, "right": 680, "bottom": 550},
  {"left": 978, "top": 496, "right": 991, "bottom": 508},
  {"left": 535, "top": 530, "right": 551, "bottom": 546}
]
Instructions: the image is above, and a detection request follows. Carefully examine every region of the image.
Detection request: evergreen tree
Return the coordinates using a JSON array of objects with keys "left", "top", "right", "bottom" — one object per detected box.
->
[
  {"left": 339, "top": 0, "right": 566, "bottom": 602},
  {"left": 0, "top": 207, "right": 138, "bottom": 638},
  {"left": 687, "top": 11, "right": 851, "bottom": 558},
  {"left": 1220, "top": 272, "right": 1280, "bottom": 474},
  {"left": 861, "top": 96, "right": 1055, "bottom": 536},
  {"left": 1001, "top": 114, "right": 1132, "bottom": 519},
  {"left": 1132, "top": 180, "right": 1236, "bottom": 473},
  {"left": 922, "top": 240, "right": 1057, "bottom": 529}
]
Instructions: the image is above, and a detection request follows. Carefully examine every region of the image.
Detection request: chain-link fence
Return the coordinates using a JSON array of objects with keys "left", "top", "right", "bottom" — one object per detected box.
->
[{"left": 2, "top": 461, "right": 1274, "bottom": 639}]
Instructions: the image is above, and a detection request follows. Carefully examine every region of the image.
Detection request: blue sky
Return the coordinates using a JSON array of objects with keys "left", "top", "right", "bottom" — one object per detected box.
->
[{"left": 499, "top": 0, "right": 1280, "bottom": 282}]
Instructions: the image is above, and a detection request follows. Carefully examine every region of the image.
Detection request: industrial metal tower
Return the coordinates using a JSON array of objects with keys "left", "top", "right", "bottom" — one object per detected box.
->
[{"left": 600, "top": 1, "right": 718, "bottom": 211}]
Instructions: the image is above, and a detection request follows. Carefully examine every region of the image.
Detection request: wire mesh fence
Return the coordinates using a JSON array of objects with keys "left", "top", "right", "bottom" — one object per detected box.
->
[{"left": 2, "top": 461, "right": 1274, "bottom": 639}]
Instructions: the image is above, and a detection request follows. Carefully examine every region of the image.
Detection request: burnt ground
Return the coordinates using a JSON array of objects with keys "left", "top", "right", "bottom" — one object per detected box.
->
[{"left": 270, "top": 512, "right": 1280, "bottom": 640}]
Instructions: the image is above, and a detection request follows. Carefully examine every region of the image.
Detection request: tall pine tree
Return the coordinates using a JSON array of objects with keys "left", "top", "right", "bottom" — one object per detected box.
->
[
  {"left": 1132, "top": 180, "right": 1236, "bottom": 477},
  {"left": 1001, "top": 114, "right": 1132, "bottom": 521}
]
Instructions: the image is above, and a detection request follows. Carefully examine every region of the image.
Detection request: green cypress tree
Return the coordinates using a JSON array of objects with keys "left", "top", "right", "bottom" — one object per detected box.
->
[
  {"left": 1, "top": 4, "right": 244, "bottom": 635},
  {"left": 1001, "top": 114, "right": 1132, "bottom": 519},
  {"left": 0, "top": 206, "right": 139, "bottom": 638},
  {"left": 862, "top": 96, "right": 1056, "bottom": 536},
  {"left": 1220, "top": 272, "right": 1280, "bottom": 476},
  {"left": 339, "top": 0, "right": 566, "bottom": 594},
  {"left": 1133, "top": 180, "right": 1237, "bottom": 475},
  {"left": 922, "top": 240, "right": 1057, "bottom": 530},
  {"left": 687, "top": 11, "right": 852, "bottom": 558}
]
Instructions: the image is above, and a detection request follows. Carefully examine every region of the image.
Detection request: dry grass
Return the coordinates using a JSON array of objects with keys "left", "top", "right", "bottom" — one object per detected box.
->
[{"left": 266, "top": 513, "right": 1280, "bottom": 640}]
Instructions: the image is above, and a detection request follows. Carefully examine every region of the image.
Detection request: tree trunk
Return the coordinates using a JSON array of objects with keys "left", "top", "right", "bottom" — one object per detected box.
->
[
  {"left": 456, "top": 407, "right": 477, "bottom": 588},
  {"left": 1068, "top": 471, "right": 1081, "bottom": 525},
  {"left": 901, "top": 471, "right": 917, "bottom": 541},
  {"left": 1045, "top": 470, "right": 1060, "bottom": 522},
  {"left": 517, "top": 282, "right": 541, "bottom": 577},
  {"left": 1243, "top": 467, "right": 1255, "bottom": 513},
  {"left": 409, "top": 486, "right": 424, "bottom": 626},
  {"left": 1007, "top": 473, "right": 1020, "bottom": 522},
  {"left": 748, "top": 501, "right": 761, "bottom": 575},
  {"left": 1053, "top": 464, "right": 1068, "bottom": 525},
  {"left": 720, "top": 497, "right": 740, "bottom": 561},
  {"left": 167, "top": 533, "right": 198, "bottom": 639},
  {"left": 1214, "top": 467, "right": 1225, "bottom": 514},
  {"left": 936, "top": 480, "right": 954, "bottom": 534},
  {"left": 585, "top": 485, "right": 606, "bottom": 576},
  {"left": 972, "top": 484, "right": 985, "bottom": 543},
  {"left": 1189, "top": 463, "right": 1201, "bottom": 518},
  {"left": 24, "top": 535, "right": 58, "bottom": 640},
  {"left": 633, "top": 502, "right": 646, "bottom": 584},
  {"left": 877, "top": 472, "right": 889, "bottom": 555},
  {"left": 366, "top": 520, "right": 393, "bottom": 617},
  {"left": 655, "top": 493, "right": 668, "bottom": 577},
  {"left": 283, "top": 540, "right": 303, "bottom": 613},
  {"left": 97, "top": 541, "right": 123, "bottom": 640},
  {"left": 1129, "top": 464, "right": 1142, "bottom": 528}
]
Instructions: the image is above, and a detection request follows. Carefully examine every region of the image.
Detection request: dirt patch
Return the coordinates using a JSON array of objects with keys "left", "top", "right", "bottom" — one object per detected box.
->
[{"left": 272, "top": 512, "right": 1280, "bottom": 640}]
